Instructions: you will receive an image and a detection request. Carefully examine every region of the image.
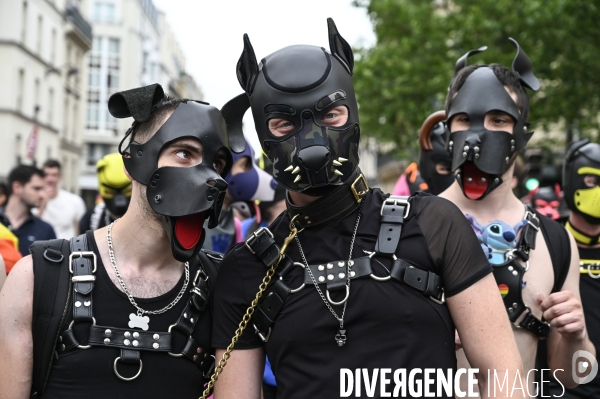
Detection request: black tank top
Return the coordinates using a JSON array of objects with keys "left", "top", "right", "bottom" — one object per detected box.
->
[{"left": 42, "top": 231, "right": 211, "bottom": 398}]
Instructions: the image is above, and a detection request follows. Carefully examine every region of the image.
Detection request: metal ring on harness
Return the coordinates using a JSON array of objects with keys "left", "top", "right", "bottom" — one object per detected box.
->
[
  {"left": 326, "top": 286, "right": 350, "bottom": 305},
  {"left": 368, "top": 252, "right": 396, "bottom": 281},
  {"left": 167, "top": 323, "right": 185, "bottom": 357},
  {"left": 588, "top": 264, "right": 600, "bottom": 279},
  {"left": 68, "top": 317, "right": 96, "bottom": 349},
  {"left": 282, "top": 262, "right": 306, "bottom": 293},
  {"left": 113, "top": 357, "right": 143, "bottom": 381}
]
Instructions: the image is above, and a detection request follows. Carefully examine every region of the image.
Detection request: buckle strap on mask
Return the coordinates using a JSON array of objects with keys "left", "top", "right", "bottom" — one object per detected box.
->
[{"left": 286, "top": 170, "right": 368, "bottom": 229}]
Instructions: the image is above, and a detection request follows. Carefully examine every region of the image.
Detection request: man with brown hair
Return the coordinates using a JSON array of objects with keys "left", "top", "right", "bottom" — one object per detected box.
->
[
  {"left": 38, "top": 159, "right": 86, "bottom": 239},
  {"left": 439, "top": 41, "right": 595, "bottom": 396},
  {"left": 0, "top": 84, "right": 234, "bottom": 398}
]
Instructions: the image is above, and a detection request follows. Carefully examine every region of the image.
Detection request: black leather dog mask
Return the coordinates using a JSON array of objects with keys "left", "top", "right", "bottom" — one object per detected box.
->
[
  {"left": 221, "top": 18, "right": 360, "bottom": 196},
  {"left": 446, "top": 39, "right": 540, "bottom": 200},
  {"left": 109, "top": 84, "right": 239, "bottom": 262}
]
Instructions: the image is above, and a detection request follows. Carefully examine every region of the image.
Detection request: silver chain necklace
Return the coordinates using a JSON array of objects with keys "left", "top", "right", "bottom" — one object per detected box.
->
[
  {"left": 107, "top": 220, "right": 190, "bottom": 331},
  {"left": 294, "top": 203, "right": 362, "bottom": 346}
]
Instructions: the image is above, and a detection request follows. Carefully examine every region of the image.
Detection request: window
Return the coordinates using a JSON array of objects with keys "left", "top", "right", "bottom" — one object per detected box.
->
[
  {"left": 34, "top": 79, "right": 40, "bottom": 117},
  {"left": 72, "top": 103, "right": 78, "bottom": 141},
  {"left": 87, "top": 143, "right": 111, "bottom": 166},
  {"left": 17, "top": 69, "right": 25, "bottom": 112},
  {"left": 64, "top": 97, "right": 69, "bottom": 137},
  {"left": 92, "top": 2, "right": 116, "bottom": 24},
  {"left": 37, "top": 15, "right": 43, "bottom": 55},
  {"left": 21, "top": 2, "right": 27, "bottom": 44},
  {"left": 87, "top": 105, "right": 99, "bottom": 129},
  {"left": 48, "top": 89, "right": 54, "bottom": 125},
  {"left": 51, "top": 29, "right": 56, "bottom": 64}
]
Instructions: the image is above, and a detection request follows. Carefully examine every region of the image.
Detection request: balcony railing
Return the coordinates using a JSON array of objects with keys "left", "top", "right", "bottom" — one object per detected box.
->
[{"left": 65, "top": 5, "right": 93, "bottom": 49}]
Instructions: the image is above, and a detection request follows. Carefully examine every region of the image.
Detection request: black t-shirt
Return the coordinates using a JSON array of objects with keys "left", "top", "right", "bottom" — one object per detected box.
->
[
  {"left": 42, "top": 231, "right": 211, "bottom": 398},
  {"left": 212, "top": 190, "right": 491, "bottom": 398}
]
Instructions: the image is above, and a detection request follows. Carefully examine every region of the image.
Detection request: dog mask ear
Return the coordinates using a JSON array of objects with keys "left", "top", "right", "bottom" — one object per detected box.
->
[
  {"left": 221, "top": 93, "right": 249, "bottom": 154},
  {"left": 509, "top": 38, "right": 540, "bottom": 91},
  {"left": 108, "top": 83, "right": 164, "bottom": 122},
  {"left": 327, "top": 18, "right": 354, "bottom": 75},
  {"left": 448, "top": 46, "right": 487, "bottom": 90},
  {"left": 236, "top": 34, "right": 259, "bottom": 94}
]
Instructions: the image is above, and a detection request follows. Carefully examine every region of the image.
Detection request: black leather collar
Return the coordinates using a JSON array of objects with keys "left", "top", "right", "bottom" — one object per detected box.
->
[{"left": 285, "top": 169, "right": 368, "bottom": 229}]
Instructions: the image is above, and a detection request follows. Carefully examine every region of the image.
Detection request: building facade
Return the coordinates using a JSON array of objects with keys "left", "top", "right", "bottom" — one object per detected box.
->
[
  {"left": 79, "top": 0, "right": 203, "bottom": 205},
  {"left": 0, "top": 0, "right": 93, "bottom": 192}
]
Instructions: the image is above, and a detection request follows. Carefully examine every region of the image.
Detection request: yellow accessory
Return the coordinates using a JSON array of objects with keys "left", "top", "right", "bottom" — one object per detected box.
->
[
  {"left": 97, "top": 153, "right": 132, "bottom": 199},
  {"left": 573, "top": 186, "right": 600, "bottom": 218}
]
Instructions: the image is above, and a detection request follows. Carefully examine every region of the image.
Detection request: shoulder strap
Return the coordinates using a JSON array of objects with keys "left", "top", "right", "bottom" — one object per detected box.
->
[
  {"left": 30, "top": 238, "right": 71, "bottom": 397},
  {"left": 537, "top": 212, "right": 571, "bottom": 293}
]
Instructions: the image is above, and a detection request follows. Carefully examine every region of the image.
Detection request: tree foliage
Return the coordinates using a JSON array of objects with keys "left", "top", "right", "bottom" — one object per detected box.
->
[{"left": 353, "top": 0, "right": 600, "bottom": 158}]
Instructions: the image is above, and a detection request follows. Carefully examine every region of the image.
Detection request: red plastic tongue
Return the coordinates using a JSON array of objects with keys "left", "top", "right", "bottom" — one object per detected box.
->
[
  {"left": 174, "top": 213, "right": 206, "bottom": 250},
  {"left": 462, "top": 162, "right": 490, "bottom": 200}
]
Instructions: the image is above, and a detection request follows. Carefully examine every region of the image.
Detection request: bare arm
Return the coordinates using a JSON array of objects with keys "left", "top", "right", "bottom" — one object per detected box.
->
[
  {"left": 543, "top": 232, "right": 595, "bottom": 389},
  {"left": 0, "top": 255, "right": 6, "bottom": 291},
  {"left": 448, "top": 273, "right": 526, "bottom": 399},
  {"left": 0, "top": 256, "right": 34, "bottom": 399},
  {"left": 213, "top": 347, "right": 265, "bottom": 399}
]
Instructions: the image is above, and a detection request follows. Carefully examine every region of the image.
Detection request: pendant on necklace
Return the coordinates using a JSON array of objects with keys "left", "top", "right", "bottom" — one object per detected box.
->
[
  {"left": 128, "top": 313, "right": 150, "bottom": 331},
  {"left": 335, "top": 328, "right": 347, "bottom": 347}
]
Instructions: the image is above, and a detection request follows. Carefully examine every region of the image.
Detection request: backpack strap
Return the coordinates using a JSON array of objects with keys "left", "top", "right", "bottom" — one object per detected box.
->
[
  {"left": 537, "top": 213, "right": 571, "bottom": 293},
  {"left": 30, "top": 238, "right": 71, "bottom": 398}
]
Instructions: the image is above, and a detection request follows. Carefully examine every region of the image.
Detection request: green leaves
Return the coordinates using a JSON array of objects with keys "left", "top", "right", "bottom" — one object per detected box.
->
[{"left": 354, "top": 0, "right": 600, "bottom": 156}]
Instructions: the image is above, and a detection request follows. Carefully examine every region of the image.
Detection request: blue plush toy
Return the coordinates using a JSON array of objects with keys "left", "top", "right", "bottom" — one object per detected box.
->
[{"left": 466, "top": 215, "right": 527, "bottom": 265}]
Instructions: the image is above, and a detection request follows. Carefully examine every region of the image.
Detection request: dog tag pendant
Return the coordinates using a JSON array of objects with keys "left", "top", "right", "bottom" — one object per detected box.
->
[{"left": 128, "top": 313, "right": 150, "bottom": 331}]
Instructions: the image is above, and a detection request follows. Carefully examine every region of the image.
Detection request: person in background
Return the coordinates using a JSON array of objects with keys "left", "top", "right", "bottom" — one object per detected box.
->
[
  {"left": 393, "top": 111, "right": 453, "bottom": 196},
  {"left": 0, "top": 165, "right": 56, "bottom": 256},
  {"left": 79, "top": 153, "right": 132, "bottom": 232},
  {"left": 0, "top": 182, "right": 8, "bottom": 208},
  {"left": 37, "top": 159, "right": 86, "bottom": 239},
  {"left": 551, "top": 139, "right": 600, "bottom": 398},
  {"left": 203, "top": 138, "right": 276, "bottom": 254}
]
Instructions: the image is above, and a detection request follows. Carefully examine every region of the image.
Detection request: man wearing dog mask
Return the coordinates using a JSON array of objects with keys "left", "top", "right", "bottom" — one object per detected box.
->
[
  {"left": 210, "top": 19, "right": 525, "bottom": 399},
  {"left": 80, "top": 153, "right": 133, "bottom": 232},
  {"left": 552, "top": 139, "right": 600, "bottom": 397},
  {"left": 439, "top": 41, "right": 595, "bottom": 395},
  {"left": 0, "top": 83, "right": 238, "bottom": 398}
]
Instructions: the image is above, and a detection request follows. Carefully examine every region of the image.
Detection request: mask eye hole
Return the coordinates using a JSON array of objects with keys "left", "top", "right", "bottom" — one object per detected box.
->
[
  {"left": 206, "top": 179, "right": 216, "bottom": 186},
  {"left": 583, "top": 175, "right": 599, "bottom": 188}
]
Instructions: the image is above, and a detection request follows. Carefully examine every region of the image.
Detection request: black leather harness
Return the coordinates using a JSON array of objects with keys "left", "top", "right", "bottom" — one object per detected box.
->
[
  {"left": 491, "top": 208, "right": 552, "bottom": 338},
  {"left": 246, "top": 194, "right": 445, "bottom": 343},
  {"left": 53, "top": 234, "right": 215, "bottom": 381}
]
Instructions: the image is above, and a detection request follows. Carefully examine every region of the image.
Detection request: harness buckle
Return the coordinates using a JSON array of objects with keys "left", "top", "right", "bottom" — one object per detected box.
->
[
  {"left": 254, "top": 324, "right": 272, "bottom": 343},
  {"left": 351, "top": 174, "right": 369, "bottom": 203},
  {"left": 244, "top": 227, "right": 274, "bottom": 255},
  {"left": 430, "top": 290, "right": 446, "bottom": 305},
  {"left": 326, "top": 286, "right": 350, "bottom": 305},
  {"left": 381, "top": 196, "right": 411, "bottom": 218},
  {"left": 68, "top": 251, "right": 97, "bottom": 274},
  {"left": 71, "top": 275, "right": 96, "bottom": 283}
]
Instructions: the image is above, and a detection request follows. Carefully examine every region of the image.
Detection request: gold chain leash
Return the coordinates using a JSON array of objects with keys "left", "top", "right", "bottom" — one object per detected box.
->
[{"left": 200, "top": 215, "right": 303, "bottom": 399}]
